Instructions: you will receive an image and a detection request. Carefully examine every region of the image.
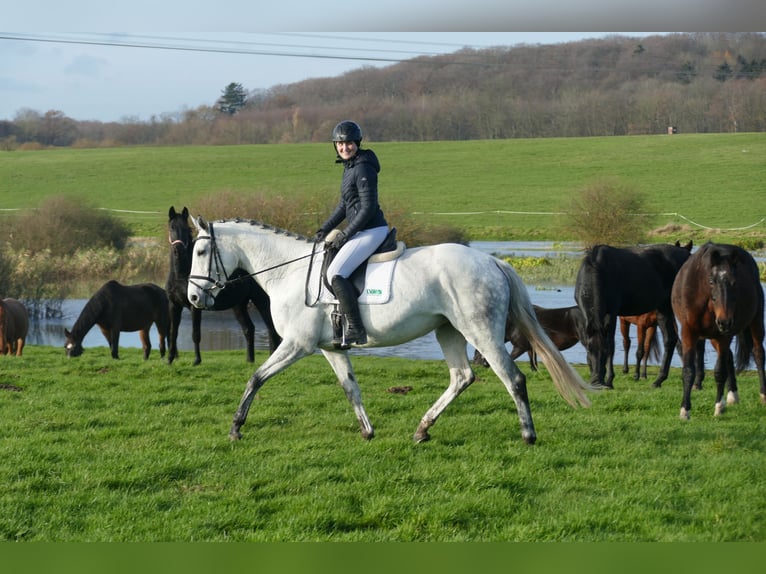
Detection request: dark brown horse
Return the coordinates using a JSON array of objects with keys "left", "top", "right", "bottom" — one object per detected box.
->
[
  {"left": 574, "top": 240, "right": 693, "bottom": 388},
  {"left": 672, "top": 241, "right": 765, "bottom": 419},
  {"left": 65, "top": 280, "right": 169, "bottom": 359},
  {"left": 0, "top": 298, "right": 29, "bottom": 356},
  {"left": 473, "top": 305, "right": 585, "bottom": 370},
  {"left": 166, "top": 206, "right": 281, "bottom": 365},
  {"left": 619, "top": 311, "right": 660, "bottom": 380}
]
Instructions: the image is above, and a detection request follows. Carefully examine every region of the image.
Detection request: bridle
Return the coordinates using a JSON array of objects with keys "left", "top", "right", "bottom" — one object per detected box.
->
[{"left": 187, "top": 221, "right": 322, "bottom": 302}]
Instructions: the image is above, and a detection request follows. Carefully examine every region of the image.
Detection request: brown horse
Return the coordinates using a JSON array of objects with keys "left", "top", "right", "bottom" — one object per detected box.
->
[
  {"left": 65, "top": 280, "right": 169, "bottom": 360},
  {"left": 619, "top": 311, "right": 660, "bottom": 380},
  {"left": 473, "top": 305, "right": 585, "bottom": 370},
  {"left": 0, "top": 298, "right": 29, "bottom": 356},
  {"left": 672, "top": 242, "right": 766, "bottom": 419}
]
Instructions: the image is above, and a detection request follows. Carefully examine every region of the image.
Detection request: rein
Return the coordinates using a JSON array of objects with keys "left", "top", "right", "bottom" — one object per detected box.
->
[{"left": 188, "top": 222, "right": 323, "bottom": 296}]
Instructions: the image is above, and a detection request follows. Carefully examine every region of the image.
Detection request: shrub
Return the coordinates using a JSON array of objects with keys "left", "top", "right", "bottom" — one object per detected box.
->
[
  {"left": 560, "top": 178, "right": 651, "bottom": 247},
  {"left": 4, "top": 195, "right": 132, "bottom": 256}
]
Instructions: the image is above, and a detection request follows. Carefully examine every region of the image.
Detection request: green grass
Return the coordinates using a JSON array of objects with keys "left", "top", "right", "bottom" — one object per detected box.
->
[
  {"left": 1, "top": 133, "right": 764, "bottom": 241},
  {"left": 1, "top": 347, "right": 764, "bottom": 541}
]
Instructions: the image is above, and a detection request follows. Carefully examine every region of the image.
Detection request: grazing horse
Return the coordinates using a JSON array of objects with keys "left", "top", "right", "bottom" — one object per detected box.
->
[
  {"left": 473, "top": 305, "right": 585, "bottom": 371},
  {"left": 65, "top": 280, "right": 169, "bottom": 360},
  {"left": 0, "top": 298, "right": 29, "bottom": 356},
  {"left": 166, "top": 206, "right": 281, "bottom": 365},
  {"left": 619, "top": 311, "right": 660, "bottom": 380},
  {"left": 574, "top": 241, "right": 693, "bottom": 388},
  {"left": 187, "top": 217, "right": 596, "bottom": 445},
  {"left": 671, "top": 242, "right": 766, "bottom": 419}
]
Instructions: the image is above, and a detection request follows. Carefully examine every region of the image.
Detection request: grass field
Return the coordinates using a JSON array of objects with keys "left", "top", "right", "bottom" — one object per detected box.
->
[
  {"left": 0, "top": 347, "right": 764, "bottom": 542},
  {"left": 1, "top": 134, "right": 765, "bottom": 546},
  {"left": 1, "top": 133, "right": 764, "bottom": 241}
]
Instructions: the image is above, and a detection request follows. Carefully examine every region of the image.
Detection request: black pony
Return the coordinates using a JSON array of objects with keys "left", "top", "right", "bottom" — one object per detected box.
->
[
  {"left": 65, "top": 280, "right": 169, "bottom": 359},
  {"left": 574, "top": 240, "right": 694, "bottom": 388},
  {"left": 165, "top": 206, "right": 281, "bottom": 365},
  {"left": 672, "top": 241, "right": 766, "bottom": 419}
]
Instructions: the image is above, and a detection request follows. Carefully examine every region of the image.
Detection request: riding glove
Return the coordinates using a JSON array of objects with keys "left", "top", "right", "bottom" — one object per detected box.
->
[
  {"left": 313, "top": 229, "right": 327, "bottom": 243},
  {"left": 329, "top": 231, "right": 347, "bottom": 250}
]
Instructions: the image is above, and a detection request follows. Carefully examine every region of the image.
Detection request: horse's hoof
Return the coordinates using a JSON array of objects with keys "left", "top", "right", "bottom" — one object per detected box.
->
[
  {"left": 652, "top": 382, "right": 663, "bottom": 388},
  {"left": 760, "top": 393, "right": 766, "bottom": 405},
  {"left": 679, "top": 407, "right": 690, "bottom": 420},
  {"left": 522, "top": 432, "right": 537, "bottom": 445},
  {"left": 414, "top": 431, "right": 431, "bottom": 443},
  {"left": 361, "top": 429, "right": 375, "bottom": 440},
  {"left": 714, "top": 402, "right": 724, "bottom": 416},
  {"left": 229, "top": 429, "right": 242, "bottom": 441},
  {"left": 726, "top": 391, "right": 739, "bottom": 405}
]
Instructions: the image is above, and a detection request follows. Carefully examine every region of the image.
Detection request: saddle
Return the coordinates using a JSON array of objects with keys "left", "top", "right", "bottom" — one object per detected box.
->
[{"left": 321, "top": 227, "right": 404, "bottom": 296}]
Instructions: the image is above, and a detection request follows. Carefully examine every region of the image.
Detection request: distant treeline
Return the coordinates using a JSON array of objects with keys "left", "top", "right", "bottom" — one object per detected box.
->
[{"left": 1, "top": 32, "right": 765, "bottom": 149}]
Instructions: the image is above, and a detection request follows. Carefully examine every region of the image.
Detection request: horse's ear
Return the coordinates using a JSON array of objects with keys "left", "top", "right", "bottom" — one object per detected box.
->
[
  {"left": 191, "top": 215, "right": 208, "bottom": 232},
  {"left": 182, "top": 206, "right": 189, "bottom": 219},
  {"left": 169, "top": 206, "right": 176, "bottom": 219},
  {"left": 64, "top": 328, "right": 71, "bottom": 338}
]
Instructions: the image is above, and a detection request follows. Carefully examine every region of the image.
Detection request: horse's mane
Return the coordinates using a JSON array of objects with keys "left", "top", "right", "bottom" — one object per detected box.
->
[{"left": 215, "top": 218, "right": 312, "bottom": 243}]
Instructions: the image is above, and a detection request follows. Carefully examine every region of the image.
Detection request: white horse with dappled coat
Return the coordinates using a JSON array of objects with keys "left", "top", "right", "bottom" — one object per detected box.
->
[{"left": 187, "top": 216, "right": 596, "bottom": 445}]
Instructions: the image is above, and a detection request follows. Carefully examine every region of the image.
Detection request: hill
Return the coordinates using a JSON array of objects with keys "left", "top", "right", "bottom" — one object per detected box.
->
[{"left": 1, "top": 33, "right": 764, "bottom": 148}]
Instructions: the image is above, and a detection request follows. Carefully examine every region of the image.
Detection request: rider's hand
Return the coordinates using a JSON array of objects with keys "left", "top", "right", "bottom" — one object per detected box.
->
[
  {"left": 329, "top": 231, "right": 347, "bottom": 250},
  {"left": 313, "top": 229, "right": 327, "bottom": 243}
]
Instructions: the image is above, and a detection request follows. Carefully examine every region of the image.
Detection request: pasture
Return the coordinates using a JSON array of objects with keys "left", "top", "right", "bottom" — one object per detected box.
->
[
  {"left": 1, "top": 133, "right": 764, "bottom": 242},
  {"left": 0, "top": 347, "right": 764, "bottom": 542}
]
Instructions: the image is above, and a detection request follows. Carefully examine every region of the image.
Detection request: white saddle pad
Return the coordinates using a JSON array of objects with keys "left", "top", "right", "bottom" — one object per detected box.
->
[{"left": 306, "top": 254, "right": 399, "bottom": 306}]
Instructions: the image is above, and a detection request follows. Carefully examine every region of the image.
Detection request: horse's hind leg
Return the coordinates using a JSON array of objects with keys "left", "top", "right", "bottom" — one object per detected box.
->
[
  {"left": 321, "top": 350, "right": 374, "bottom": 440},
  {"left": 415, "top": 324, "right": 477, "bottom": 443},
  {"left": 139, "top": 329, "right": 151, "bottom": 360},
  {"left": 232, "top": 302, "right": 256, "bottom": 363}
]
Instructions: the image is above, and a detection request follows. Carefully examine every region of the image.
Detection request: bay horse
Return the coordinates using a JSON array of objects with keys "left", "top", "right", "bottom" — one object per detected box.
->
[
  {"left": 574, "top": 240, "right": 693, "bottom": 388},
  {"left": 187, "top": 216, "right": 596, "bottom": 445},
  {"left": 619, "top": 311, "right": 660, "bottom": 380},
  {"left": 166, "top": 206, "right": 281, "bottom": 365},
  {"left": 671, "top": 241, "right": 766, "bottom": 419},
  {"left": 0, "top": 298, "right": 29, "bottom": 356},
  {"left": 473, "top": 305, "right": 585, "bottom": 371},
  {"left": 65, "top": 280, "right": 169, "bottom": 360}
]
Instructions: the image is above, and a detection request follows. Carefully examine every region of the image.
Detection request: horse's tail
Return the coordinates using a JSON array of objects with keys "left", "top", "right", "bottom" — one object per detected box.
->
[
  {"left": 497, "top": 260, "right": 597, "bottom": 408},
  {"left": 735, "top": 328, "right": 754, "bottom": 373}
]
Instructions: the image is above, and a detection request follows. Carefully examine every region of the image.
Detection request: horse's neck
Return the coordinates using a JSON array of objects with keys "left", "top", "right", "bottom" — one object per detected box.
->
[
  {"left": 168, "top": 247, "right": 193, "bottom": 281},
  {"left": 226, "top": 224, "right": 310, "bottom": 288},
  {"left": 70, "top": 295, "right": 103, "bottom": 341}
]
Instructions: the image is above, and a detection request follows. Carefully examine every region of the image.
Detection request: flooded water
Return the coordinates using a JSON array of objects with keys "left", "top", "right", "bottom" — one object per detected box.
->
[{"left": 25, "top": 241, "right": 763, "bottom": 370}]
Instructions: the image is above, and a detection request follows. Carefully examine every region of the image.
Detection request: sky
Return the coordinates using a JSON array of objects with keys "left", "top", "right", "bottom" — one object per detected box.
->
[{"left": 1, "top": 1, "right": 760, "bottom": 123}]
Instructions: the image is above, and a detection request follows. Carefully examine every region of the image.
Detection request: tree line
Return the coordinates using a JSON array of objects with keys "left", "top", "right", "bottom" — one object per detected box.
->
[{"left": 1, "top": 32, "right": 765, "bottom": 149}]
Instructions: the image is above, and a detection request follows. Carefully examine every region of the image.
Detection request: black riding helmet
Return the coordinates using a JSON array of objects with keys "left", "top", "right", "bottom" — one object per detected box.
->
[{"left": 332, "top": 120, "right": 363, "bottom": 148}]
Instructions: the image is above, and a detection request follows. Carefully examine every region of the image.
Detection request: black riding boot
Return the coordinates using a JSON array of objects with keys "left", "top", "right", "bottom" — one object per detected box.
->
[{"left": 331, "top": 275, "right": 367, "bottom": 347}]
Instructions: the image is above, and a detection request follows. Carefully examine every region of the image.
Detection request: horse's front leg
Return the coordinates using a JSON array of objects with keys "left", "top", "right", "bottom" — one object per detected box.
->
[
  {"left": 712, "top": 340, "right": 734, "bottom": 416},
  {"left": 321, "top": 350, "right": 374, "bottom": 440},
  {"left": 191, "top": 306, "right": 202, "bottom": 366},
  {"left": 167, "top": 302, "right": 183, "bottom": 364},
  {"left": 101, "top": 326, "right": 120, "bottom": 359},
  {"left": 679, "top": 339, "right": 697, "bottom": 420},
  {"left": 693, "top": 339, "right": 706, "bottom": 390},
  {"left": 229, "top": 340, "right": 311, "bottom": 441}
]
